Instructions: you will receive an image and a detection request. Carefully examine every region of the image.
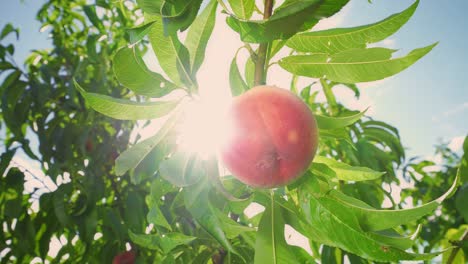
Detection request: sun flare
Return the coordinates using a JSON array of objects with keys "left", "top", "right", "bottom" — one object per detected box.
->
[{"left": 176, "top": 94, "right": 235, "bottom": 160}]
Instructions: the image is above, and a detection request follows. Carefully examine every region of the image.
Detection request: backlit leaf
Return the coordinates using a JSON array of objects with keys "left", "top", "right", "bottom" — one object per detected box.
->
[
  {"left": 313, "top": 156, "right": 385, "bottom": 182},
  {"left": 159, "top": 151, "right": 205, "bottom": 187},
  {"left": 227, "top": 0, "right": 255, "bottom": 19},
  {"left": 74, "top": 79, "right": 179, "bottom": 120},
  {"left": 279, "top": 44, "right": 437, "bottom": 83},
  {"left": 115, "top": 111, "right": 181, "bottom": 175},
  {"left": 287, "top": 0, "right": 419, "bottom": 54},
  {"left": 113, "top": 46, "right": 177, "bottom": 97},
  {"left": 185, "top": 0, "right": 217, "bottom": 76},
  {"left": 129, "top": 230, "right": 196, "bottom": 253},
  {"left": 226, "top": 0, "right": 322, "bottom": 43},
  {"left": 315, "top": 109, "right": 366, "bottom": 130},
  {"left": 148, "top": 17, "right": 196, "bottom": 89},
  {"left": 254, "top": 194, "right": 300, "bottom": 264}
]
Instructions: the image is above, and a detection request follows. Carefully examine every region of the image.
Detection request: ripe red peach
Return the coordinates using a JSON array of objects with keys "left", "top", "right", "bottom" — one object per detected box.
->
[
  {"left": 220, "top": 85, "right": 318, "bottom": 188},
  {"left": 112, "top": 251, "right": 135, "bottom": 264}
]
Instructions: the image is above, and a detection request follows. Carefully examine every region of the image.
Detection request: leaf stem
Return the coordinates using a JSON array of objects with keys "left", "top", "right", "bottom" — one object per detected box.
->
[
  {"left": 254, "top": 0, "right": 274, "bottom": 86},
  {"left": 446, "top": 229, "right": 468, "bottom": 264}
]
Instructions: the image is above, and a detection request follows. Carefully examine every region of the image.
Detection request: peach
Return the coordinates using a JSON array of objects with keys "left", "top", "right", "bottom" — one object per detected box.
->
[
  {"left": 220, "top": 85, "right": 318, "bottom": 188},
  {"left": 112, "top": 251, "right": 135, "bottom": 264}
]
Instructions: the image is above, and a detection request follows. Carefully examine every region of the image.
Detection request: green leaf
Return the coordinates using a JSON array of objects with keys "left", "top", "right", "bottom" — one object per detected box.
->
[
  {"left": 132, "top": 135, "right": 175, "bottom": 184},
  {"left": 113, "top": 46, "right": 177, "bottom": 97},
  {"left": 333, "top": 82, "right": 360, "bottom": 98},
  {"left": 319, "top": 128, "right": 353, "bottom": 146},
  {"left": 161, "top": 0, "right": 195, "bottom": 17},
  {"left": 315, "top": 109, "right": 366, "bottom": 130},
  {"left": 227, "top": 0, "right": 255, "bottom": 19},
  {"left": 136, "top": 0, "right": 164, "bottom": 15},
  {"left": 147, "top": 205, "right": 172, "bottom": 230},
  {"left": 115, "top": 110, "right": 181, "bottom": 175},
  {"left": 184, "top": 179, "right": 236, "bottom": 253},
  {"left": 367, "top": 226, "right": 421, "bottom": 250},
  {"left": 124, "top": 190, "right": 145, "bottom": 232},
  {"left": 83, "top": 5, "right": 103, "bottom": 30},
  {"left": 129, "top": 230, "right": 196, "bottom": 253},
  {"left": 361, "top": 126, "right": 405, "bottom": 161},
  {"left": 226, "top": 0, "right": 322, "bottom": 43},
  {"left": 313, "top": 156, "right": 385, "bottom": 182},
  {"left": 245, "top": 56, "right": 255, "bottom": 88},
  {"left": 441, "top": 225, "right": 468, "bottom": 264},
  {"left": 148, "top": 17, "right": 196, "bottom": 89},
  {"left": 74, "top": 79, "right": 179, "bottom": 120},
  {"left": 0, "top": 150, "right": 15, "bottom": 176},
  {"left": 162, "top": 0, "right": 204, "bottom": 34},
  {"left": 279, "top": 44, "right": 437, "bottom": 83},
  {"left": 127, "top": 21, "right": 157, "bottom": 45},
  {"left": 229, "top": 50, "right": 248, "bottom": 96},
  {"left": 287, "top": 0, "right": 419, "bottom": 54},
  {"left": 283, "top": 0, "right": 350, "bottom": 32},
  {"left": 254, "top": 193, "right": 299, "bottom": 264},
  {"left": 213, "top": 209, "right": 255, "bottom": 239},
  {"left": 159, "top": 151, "right": 205, "bottom": 187},
  {"left": 455, "top": 183, "right": 468, "bottom": 223},
  {"left": 299, "top": 190, "right": 451, "bottom": 261},
  {"left": 1, "top": 23, "right": 19, "bottom": 40},
  {"left": 327, "top": 171, "right": 459, "bottom": 232},
  {"left": 185, "top": 0, "right": 217, "bottom": 76}
]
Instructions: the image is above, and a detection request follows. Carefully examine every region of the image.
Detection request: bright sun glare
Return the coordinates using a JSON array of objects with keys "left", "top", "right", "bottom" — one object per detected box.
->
[{"left": 176, "top": 94, "right": 235, "bottom": 160}]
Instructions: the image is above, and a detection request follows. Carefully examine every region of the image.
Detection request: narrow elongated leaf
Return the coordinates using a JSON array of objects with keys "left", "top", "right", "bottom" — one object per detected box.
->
[
  {"left": 277, "top": 0, "right": 350, "bottom": 32},
  {"left": 328, "top": 171, "right": 459, "bottom": 232},
  {"left": 227, "top": 0, "right": 255, "bottom": 19},
  {"left": 127, "top": 21, "right": 156, "bottom": 44},
  {"left": 226, "top": 0, "right": 322, "bottom": 43},
  {"left": 113, "top": 47, "right": 177, "bottom": 97},
  {"left": 279, "top": 43, "right": 437, "bottom": 83},
  {"left": 163, "top": 0, "right": 204, "bottom": 34},
  {"left": 83, "top": 5, "right": 103, "bottom": 30},
  {"left": 148, "top": 17, "right": 196, "bottom": 89},
  {"left": 147, "top": 204, "right": 172, "bottom": 230},
  {"left": 254, "top": 194, "right": 299, "bottom": 264},
  {"left": 159, "top": 151, "right": 205, "bottom": 187},
  {"left": 185, "top": 0, "right": 217, "bottom": 76},
  {"left": 313, "top": 156, "right": 385, "bottom": 182},
  {"left": 161, "top": 0, "right": 195, "bottom": 17},
  {"left": 315, "top": 110, "right": 366, "bottom": 130},
  {"left": 455, "top": 183, "right": 468, "bottom": 223},
  {"left": 129, "top": 230, "right": 196, "bottom": 253},
  {"left": 184, "top": 179, "right": 236, "bottom": 253},
  {"left": 136, "top": 0, "right": 164, "bottom": 15},
  {"left": 115, "top": 110, "right": 181, "bottom": 175},
  {"left": 287, "top": 0, "right": 418, "bottom": 54},
  {"left": 213, "top": 209, "right": 255, "bottom": 239},
  {"left": 367, "top": 226, "right": 421, "bottom": 250},
  {"left": 299, "top": 191, "right": 449, "bottom": 262},
  {"left": 1, "top": 23, "right": 19, "bottom": 40},
  {"left": 245, "top": 56, "right": 255, "bottom": 88},
  {"left": 74, "top": 80, "right": 179, "bottom": 120},
  {"left": 319, "top": 128, "right": 353, "bottom": 146},
  {"left": 362, "top": 127, "right": 405, "bottom": 161},
  {"left": 229, "top": 52, "right": 248, "bottom": 96}
]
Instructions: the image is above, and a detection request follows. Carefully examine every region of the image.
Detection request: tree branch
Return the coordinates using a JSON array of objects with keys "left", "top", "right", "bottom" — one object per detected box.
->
[{"left": 254, "top": 0, "right": 274, "bottom": 86}]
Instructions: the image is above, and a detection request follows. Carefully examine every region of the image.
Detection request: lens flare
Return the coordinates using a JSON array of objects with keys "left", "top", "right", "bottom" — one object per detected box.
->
[{"left": 177, "top": 95, "right": 235, "bottom": 160}]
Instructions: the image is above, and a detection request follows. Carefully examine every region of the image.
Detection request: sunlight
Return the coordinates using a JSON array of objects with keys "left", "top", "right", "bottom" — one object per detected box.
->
[{"left": 177, "top": 93, "right": 235, "bottom": 160}]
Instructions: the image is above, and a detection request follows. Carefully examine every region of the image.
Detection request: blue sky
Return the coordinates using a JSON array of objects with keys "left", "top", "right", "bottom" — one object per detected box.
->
[{"left": 1, "top": 0, "right": 467, "bottom": 159}]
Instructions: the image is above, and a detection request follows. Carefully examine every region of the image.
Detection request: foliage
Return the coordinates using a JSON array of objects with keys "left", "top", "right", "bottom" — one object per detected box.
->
[{"left": 0, "top": 0, "right": 466, "bottom": 263}]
